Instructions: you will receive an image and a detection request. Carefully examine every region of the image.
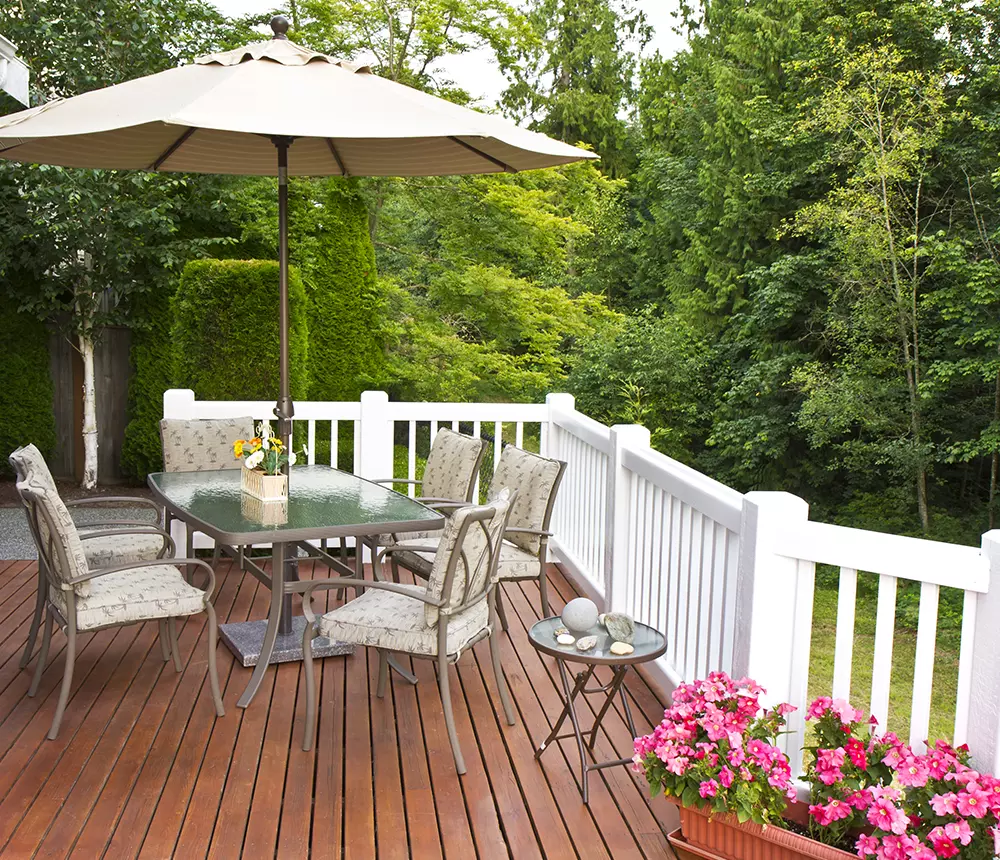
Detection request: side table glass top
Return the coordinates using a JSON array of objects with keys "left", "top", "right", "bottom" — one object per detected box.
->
[
  {"left": 529, "top": 616, "right": 667, "bottom": 665},
  {"left": 148, "top": 465, "right": 444, "bottom": 544}
]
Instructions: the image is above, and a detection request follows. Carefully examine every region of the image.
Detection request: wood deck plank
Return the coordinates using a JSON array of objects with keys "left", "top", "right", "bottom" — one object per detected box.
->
[{"left": 0, "top": 561, "right": 671, "bottom": 859}]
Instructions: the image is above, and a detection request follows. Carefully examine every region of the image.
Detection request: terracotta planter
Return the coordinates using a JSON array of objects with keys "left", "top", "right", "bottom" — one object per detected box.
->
[
  {"left": 241, "top": 468, "right": 288, "bottom": 501},
  {"left": 669, "top": 803, "right": 856, "bottom": 860}
]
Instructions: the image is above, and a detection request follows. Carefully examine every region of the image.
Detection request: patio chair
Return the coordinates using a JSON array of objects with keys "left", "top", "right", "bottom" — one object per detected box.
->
[
  {"left": 15, "top": 472, "right": 224, "bottom": 740},
  {"left": 299, "top": 492, "right": 516, "bottom": 774},
  {"left": 367, "top": 427, "right": 487, "bottom": 553},
  {"left": 388, "top": 444, "right": 566, "bottom": 625},
  {"left": 159, "top": 416, "right": 254, "bottom": 558},
  {"left": 9, "top": 444, "right": 173, "bottom": 671}
]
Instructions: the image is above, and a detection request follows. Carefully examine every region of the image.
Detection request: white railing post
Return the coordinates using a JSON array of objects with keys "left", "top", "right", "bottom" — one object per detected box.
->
[
  {"left": 163, "top": 388, "right": 196, "bottom": 420},
  {"left": 604, "top": 424, "right": 650, "bottom": 612},
  {"left": 358, "top": 391, "right": 393, "bottom": 481},
  {"left": 733, "top": 491, "right": 810, "bottom": 757},
  {"left": 544, "top": 392, "right": 575, "bottom": 459},
  {"left": 967, "top": 531, "right": 1000, "bottom": 775}
]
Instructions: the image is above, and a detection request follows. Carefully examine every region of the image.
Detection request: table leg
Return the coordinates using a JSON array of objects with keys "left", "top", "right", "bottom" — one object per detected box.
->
[
  {"left": 587, "top": 666, "right": 629, "bottom": 751},
  {"left": 535, "top": 664, "right": 595, "bottom": 755},
  {"left": 237, "top": 541, "right": 286, "bottom": 708},
  {"left": 558, "top": 661, "right": 594, "bottom": 803}
]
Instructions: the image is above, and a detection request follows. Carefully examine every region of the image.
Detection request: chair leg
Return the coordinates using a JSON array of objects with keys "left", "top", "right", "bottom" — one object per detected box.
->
[
  {"left": 49, "top": 625, "right": 76, "bottom": 739},
  {"left": 168, "top": 618, "right": 183, "bottom": 673},
  {"left": 376, "top": 650, "right": 389, "bottom": 698},
  {"left": 19, "top": 565, "right": 46, "bottom": 670},
  {"left": 390, "top": 556, "right": 401, "bottom": 584},
  {"left": 438, "top": 655, "right": 466, "bottom": 775},
  {"left": 158, "top": 620, "right": 171, "bottom": 663},
  {"left": 302, "top": 621, "right": 317, "bottom": 752},
  {"left": 538, "top": 568, "right": 551, "bottom": 617},
  {"left": 495, "top": 587, "right": 509, "bottom": 633},
  {"left": 204, "top": 604, "right": 225, "bottom": 717},
  {"left": 489, "top": 628, "right": 516, "bottom": 726},
  {"left": 28, "top": 610, "right": 53, "bottom": 698}
]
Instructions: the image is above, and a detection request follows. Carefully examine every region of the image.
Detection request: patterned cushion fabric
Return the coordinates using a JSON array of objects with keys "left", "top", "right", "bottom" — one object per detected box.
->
[
  {"left": 391, "top": 536, "right": 541, "bottom": 583},
  {"left": 375, "top": 528, "right": 435, "bottom": 548},
  {"left": 81, "top": 532, "right": 167, "bottom": 569},
  {"left": 420, "top": 429, "right": 485, "bottom": 502},
  {"left": 422, "top": 492, "right": 511, "bottom": 626},
  {"left": 8, "top": 444, "right": 59, "bottom": 497},
  {"left": 317, "top": 583, "right": 488, "bottom": 658},
  {"left": 49, "top": 564, "right": 206, "bottom": 631},
  {"left": 487, "top": 446, "right": 563, "bottom": 556},
  {"left": 14, "top": 475, "right": 94, "bottom": 596},
  {"left": 159, "top": 417, "right": 254, "bottom": 472}
]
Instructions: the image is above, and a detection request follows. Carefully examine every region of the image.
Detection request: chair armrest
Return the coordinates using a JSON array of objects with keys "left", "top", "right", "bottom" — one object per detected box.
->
[
  {"left": 378, "top": 544, "right": 441, "bottom": 560},
  {"left": 424, "top": 500, "right": 465, "bottom": 514},
  {"left": 415, "top": 496, "right": 465, "bottom": 505},
  {"left": 291, "top": 576, "right": 444, "bottom": 621},
  {"left": 505, "top": 527, "right": 554, "bottom": 538},
  {"left": 70, "top": 557, "right": 216, "bottom": 599},
  {"left": 79, "top": 519, "right": 159, "bottom": 529},
  {"left": 78, "top": 525, "right": 176, "bottom": 558},
  {"left": 371, "top": 478, "right": 422, "bottom": 487}
]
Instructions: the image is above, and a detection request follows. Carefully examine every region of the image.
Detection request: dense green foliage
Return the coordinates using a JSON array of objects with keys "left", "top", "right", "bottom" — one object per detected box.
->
[
  {"left": 0, "top": 312, "right": 56, "bottom": 475},
  {"left": 172, "top": 260, "right": 309, "bottom": 401}
]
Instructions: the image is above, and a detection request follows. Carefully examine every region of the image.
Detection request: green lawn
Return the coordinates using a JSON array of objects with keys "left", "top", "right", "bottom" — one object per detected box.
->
[{"left": 807, "top": 568, "right": 963, "bottom": 745}]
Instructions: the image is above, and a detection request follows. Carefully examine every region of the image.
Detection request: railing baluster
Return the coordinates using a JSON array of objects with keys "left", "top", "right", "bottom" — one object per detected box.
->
[
  {"left": 870, "top": 574, "right": 898, "bottom": 729},
  {"left": 515, "top": 421, "right": 523, "bottom": 449},
  {"left": 832, "top": 568, "right": 858, "bottom": 701},
  {"left": 909, "top": 582, "right": 940, "bottom": 752},
  {"left": 330, "top": 421, "right": 338, "bottom": 468},
  {"left": 953, "top": 590, "right": 978, "bottom": 746},
  {"left": 408, "top": 420, "right": 417, "bottom": 497}
]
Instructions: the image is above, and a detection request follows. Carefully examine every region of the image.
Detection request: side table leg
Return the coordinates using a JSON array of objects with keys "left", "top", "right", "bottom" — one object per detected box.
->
[
  {"left": 558, "top": 661, "right": 594, "bottom": 803},
  {"left": 237, "top": 541, "right": 286, "bottom": 708},
  {"left": 535, "top": 663, "right": 594, "bottom": 755},
  {"left": 587, "top": 666, "right": 629, "bottom": 751}
]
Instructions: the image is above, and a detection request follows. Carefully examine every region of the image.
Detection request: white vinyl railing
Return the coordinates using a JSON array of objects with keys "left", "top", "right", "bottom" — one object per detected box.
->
[{"left": 163, "top": 389, "right": 1000, "bottom": 776}]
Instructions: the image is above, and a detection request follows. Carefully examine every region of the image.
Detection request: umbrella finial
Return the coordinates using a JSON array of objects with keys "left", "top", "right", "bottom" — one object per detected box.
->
[{"left": 270, "top": 15, "right": 290, "bottom": 40}]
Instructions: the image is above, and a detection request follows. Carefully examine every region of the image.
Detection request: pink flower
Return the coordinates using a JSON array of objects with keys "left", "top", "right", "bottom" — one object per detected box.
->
[
  {"left": 944, "top": 819, "right": 972, "bottom": 846},
  {"left": 956, "top": 784, "right": 990, "bottom": 818},
  {"left": 845, "top": 738, "right": 867, "bottom": 769},
  {"left": 927, "top": 828, "right": 959, "bottom": 859},
  {"left": 718, "top": 767, "right": 733, "bottom": 788},
  {"left": 896, "top": 755, "right": 929, "bottom": 787},
  {"left": 807, "top": 697, "right": 833, "bottom": 720},
  {"left": 775, "top": 702, "right": 796, "bottom": 717},
  {"left": 845, "top": 790, "right": 872, "bottom": 810},
  {"left": 831, "top": 698, "right": 864, "bottom": 724},
  {"left": 867, "top": 796, "right": 908, "bottom": 835},
  {"left": 855, "top": 834, "right": 878, "bottom": 857},
  {"left": 698, "top": 779, "right": 718, "bottom": 799},
  {"left": 928, "top": 793, "right": 957, "bottom": 816}
]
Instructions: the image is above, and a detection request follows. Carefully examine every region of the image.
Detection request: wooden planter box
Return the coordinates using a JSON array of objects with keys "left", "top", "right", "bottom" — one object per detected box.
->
[
  {"left": 668, "top": 803, "right": 856, "bottom": 860},
  {"left": 241, "top": 468, "right": 288, "bottom": 501},
  {"left": 240, "top": 494, "right": 288, "bottom": 526}
]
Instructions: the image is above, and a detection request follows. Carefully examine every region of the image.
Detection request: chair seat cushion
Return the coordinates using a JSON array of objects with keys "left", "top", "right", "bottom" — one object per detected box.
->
[
  {"left": 81, "top": 532, "right": 166, "bottom": 569},
  {"left": 317, "top": 583, "right": 488, "bottom": 658},
  {"left": 51, "top": 564, "right": 206, "bottom": 631},
  {"left": 391, "top": 538, "right": 541, "bottom": 582}
]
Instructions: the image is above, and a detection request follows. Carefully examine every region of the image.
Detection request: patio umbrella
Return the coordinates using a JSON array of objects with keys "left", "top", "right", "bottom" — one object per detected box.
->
[{"left": 0, "top": 16, "right": 596, "bottom": 450}]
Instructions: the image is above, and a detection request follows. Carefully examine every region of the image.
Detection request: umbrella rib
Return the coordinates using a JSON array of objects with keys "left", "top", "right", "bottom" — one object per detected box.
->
[
  {"left": 150, "top": 126, "right": 197, "bottom": 170},
  {"left": 448, "top": 136, "right": 516, "bottom": 173},
  {"left": 325, "top": 139, "right": 349, "bottom": 176}
]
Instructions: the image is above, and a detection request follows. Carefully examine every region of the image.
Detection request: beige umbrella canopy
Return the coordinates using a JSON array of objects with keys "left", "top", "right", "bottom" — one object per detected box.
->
[{"left": 0, "top": 16, "right": 596, "bottom": 444}]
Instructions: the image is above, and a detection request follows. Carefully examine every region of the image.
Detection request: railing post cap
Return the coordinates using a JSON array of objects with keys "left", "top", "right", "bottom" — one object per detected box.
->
[
  {"left": 546, "top": 392, "right": 575, "bottom": 408},
  {"left": 360, "top": 390, "right": 389, "bottom": 403},
  {"left": 744, "top": 490, "right": 809, "bottom": 517},
  {"left": 611, "top": 424, "right": 651, "bottom": 446}
]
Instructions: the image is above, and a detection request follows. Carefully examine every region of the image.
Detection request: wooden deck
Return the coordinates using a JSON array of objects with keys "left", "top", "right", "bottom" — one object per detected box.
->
[{"left": 0, "top": 558, "right": 676, "bottom": 858}]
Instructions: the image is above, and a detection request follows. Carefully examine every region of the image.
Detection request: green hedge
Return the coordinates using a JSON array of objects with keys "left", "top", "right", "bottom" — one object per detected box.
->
[
  {"left": 0, "top": 311, "right": 56, "bottom": 474},
  {"left": 121, "top": 285, "right": 173, "bottom": 480},
  {"left": 302, "top": 181, "right": 384, "bottom": 400},
  {"left": 172, "top": 259, "right": 309, "bottom": 400}
]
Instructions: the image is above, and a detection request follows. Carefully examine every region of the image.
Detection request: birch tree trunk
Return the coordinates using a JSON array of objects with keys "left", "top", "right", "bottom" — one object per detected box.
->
[{"left": 79, "top": 331, "right": 99, "bottom": 490}]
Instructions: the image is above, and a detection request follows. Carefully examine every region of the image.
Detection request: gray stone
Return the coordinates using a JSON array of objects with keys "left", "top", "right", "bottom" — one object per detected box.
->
[
  {"left": 220, "top": 617, "right": 354, "bottom": 667},
  {"left": 575, "top": 635, "right": 597, "bottom": 652},
  {"left": 602, "top": 612, "right": 635, "bottom": 644}
]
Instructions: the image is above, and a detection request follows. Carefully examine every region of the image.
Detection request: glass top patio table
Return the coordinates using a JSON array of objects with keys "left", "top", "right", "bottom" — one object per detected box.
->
[{"left": 147, "top": 465, "right": 444, "bottom": 545}]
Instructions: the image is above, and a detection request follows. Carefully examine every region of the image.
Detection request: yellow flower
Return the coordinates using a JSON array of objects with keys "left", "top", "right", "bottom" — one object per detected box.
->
[{"left": 233, "top": 440, "right": 245, "bottom": 458}]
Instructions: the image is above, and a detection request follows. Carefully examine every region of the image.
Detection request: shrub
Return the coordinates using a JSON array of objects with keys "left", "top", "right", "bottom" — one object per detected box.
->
[
  {"left": 172, "top": 259, "right": 309, "bottom": 401},
  {"left": 0, "top": 311, "right": 56, "bottom": 473},
  {"left": 121, "top": 284, "right": 173, "bottom": 480},
  {"left": 301, "top": 181, "right": 384, "bottom": 400}
]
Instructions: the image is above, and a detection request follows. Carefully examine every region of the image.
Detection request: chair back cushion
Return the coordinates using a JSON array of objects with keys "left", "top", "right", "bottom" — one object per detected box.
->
[
  {"left": 8, "top": 444, "right": 59, "bottom": 497},
  {"left": 424, "top": 492, "right": 513, "bottom": 627},
  {"left": 15, "top": 475, "right": 91, "bottom": 594},
  {"left": 159, "top": 417, "right": 254, "bottom": 472},
  {"left": 487, "top": 446, "right": 564, "bottom": 556},
  {"left": 420, "top": 429, "right": 485, "bottom": 503}
]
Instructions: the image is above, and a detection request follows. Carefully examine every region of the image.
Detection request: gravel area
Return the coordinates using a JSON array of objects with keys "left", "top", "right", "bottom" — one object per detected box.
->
[{"left": 0, "top": 506, "right": 158, "bottom": 560}]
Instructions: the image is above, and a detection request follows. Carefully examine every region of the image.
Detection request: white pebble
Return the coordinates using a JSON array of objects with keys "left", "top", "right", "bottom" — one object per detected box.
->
[
  {"left": 610, "top": 641, "right": 634, "bottom": 656},
  {"left": 556, "top": 633, "right": 576, "bottom": 646}
]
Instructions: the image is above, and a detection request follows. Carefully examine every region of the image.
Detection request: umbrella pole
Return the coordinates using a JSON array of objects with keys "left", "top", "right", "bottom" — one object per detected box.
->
[{"left": 273, "top": 136, "right": 294, "bottom": 466}]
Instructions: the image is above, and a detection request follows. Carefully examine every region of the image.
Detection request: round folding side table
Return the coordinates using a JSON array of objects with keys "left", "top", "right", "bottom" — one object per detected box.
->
[{"left": 529, "top": 616, "right": 667, "bottom": 803}]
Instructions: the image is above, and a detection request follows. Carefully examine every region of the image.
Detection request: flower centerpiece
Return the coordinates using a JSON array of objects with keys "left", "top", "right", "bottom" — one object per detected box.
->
[{"left": 234, "top": 422, "right": 298, "bottom": 501}]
